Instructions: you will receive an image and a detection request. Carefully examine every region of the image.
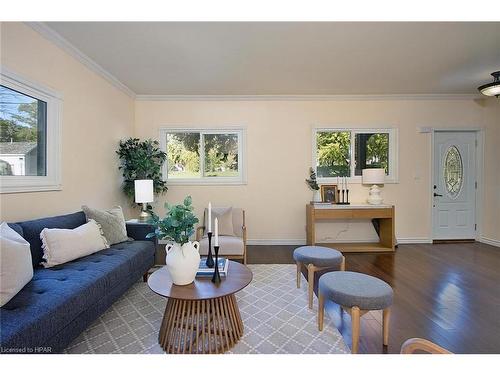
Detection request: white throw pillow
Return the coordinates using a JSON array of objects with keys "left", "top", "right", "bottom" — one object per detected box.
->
[
  {"left": 40, "top": 219, "right": 109, "bottom": 268},
  {"left": 0, "top": 222, "right": 34, "bottom": 307}
]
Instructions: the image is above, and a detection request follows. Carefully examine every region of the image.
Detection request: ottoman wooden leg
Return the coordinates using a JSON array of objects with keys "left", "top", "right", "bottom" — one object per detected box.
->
[
  {"left": 351, "top": 306, "right": 360, "bottom": 354},
  {"left": 383, "top": 308, "right": 391, "bottom": 346},
  {"left": 341, "top": 256, "right": 346, "bottom": 271},
  {"left": 296, "top": 262, "right": 302, "bottom": 288},
  {"left": 318, "top": 292, "right": 324, "bottom": 331},
  {"left": 307, "top": 264, "right": 315, "bottom": 309}
]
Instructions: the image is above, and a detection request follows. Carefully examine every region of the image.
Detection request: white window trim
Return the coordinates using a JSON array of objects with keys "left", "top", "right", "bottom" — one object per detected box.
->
[
  {"left": 312, "top": 127, "right": 399, "bottom": 184},
  {"left": 0, "top": 67, "right": 62, "bottom": 193},
  {"left": 159, "top": 127, "right": 246, "bottom": 185}
]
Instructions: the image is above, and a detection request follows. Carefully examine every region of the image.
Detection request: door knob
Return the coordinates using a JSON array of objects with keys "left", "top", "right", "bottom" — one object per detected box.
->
[{"left": 434, "top": 193, "right": 443, "bottom": 197}]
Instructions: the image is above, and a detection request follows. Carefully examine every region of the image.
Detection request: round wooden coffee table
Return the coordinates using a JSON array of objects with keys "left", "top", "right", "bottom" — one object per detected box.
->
[{"left": 148, "top": 261, "right": 253, "bottom": 354}]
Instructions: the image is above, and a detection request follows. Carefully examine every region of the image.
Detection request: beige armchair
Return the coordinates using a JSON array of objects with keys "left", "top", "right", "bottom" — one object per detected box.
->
[
  {"left": 196, "top": 207, "right": 247, "bottom": 264},
  {"left": 400, "top": 338, "right": 452, "bottom": 354}
]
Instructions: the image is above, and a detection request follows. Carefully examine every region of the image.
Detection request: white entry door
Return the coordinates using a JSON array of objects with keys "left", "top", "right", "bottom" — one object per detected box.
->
[{"left": 432, "top": 131, "right": 477, "bottom": 240}]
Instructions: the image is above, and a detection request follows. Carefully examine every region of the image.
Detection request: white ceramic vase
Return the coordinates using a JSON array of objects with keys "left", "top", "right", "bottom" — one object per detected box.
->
[
  {"left": 165, "top": 241, "right": 201, "bottom": 285},
  {"left": 313, "top": 189, "right": 321, "bottom": 202}
]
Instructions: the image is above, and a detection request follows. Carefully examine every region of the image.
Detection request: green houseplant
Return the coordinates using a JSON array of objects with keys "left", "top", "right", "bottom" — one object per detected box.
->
[
  {"left": 147, "top": 196, "right": 201, "bottom": 286},
  {"left": 116, "top": 138, "right": 168, "bottom": 205},
  {"left": 306, "top": 167, "right": 321, "bottom": 202}
]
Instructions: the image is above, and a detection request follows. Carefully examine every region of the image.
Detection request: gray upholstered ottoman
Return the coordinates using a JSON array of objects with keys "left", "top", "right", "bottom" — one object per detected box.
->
[
  {"left": 318, "top": 271, "right": 393, "bottom": 353},
  {"left": 293, "top": 246, "right": 345, "bottom": 309}
]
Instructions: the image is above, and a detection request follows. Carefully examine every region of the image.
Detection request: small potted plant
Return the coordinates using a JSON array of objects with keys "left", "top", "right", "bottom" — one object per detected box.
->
[
  {"left": 147, "top": 196, "right": 200, "bottom": 285},
  {"left": 306, "top": 167, "right": 321, "bottom": 202}
]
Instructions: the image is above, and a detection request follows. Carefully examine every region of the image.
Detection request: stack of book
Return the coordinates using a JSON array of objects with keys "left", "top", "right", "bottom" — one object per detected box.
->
[{"left": 196, "top": 257, "right": 229, "bottom": 278}]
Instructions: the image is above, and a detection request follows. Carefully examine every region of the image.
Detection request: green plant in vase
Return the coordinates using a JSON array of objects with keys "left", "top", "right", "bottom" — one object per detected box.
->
[
  {"left": 146, "top": 196, "right": 201, "bottom": 286},
  {"left": 306, "top": 167, "right": 321, "bottom": 202}
]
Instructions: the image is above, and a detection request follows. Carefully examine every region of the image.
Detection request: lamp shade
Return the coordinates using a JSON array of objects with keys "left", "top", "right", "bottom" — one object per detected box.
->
[
  {"left": 478, "top": 71, "right": 500, "bottom": 97},
  {"left": 134, "top": 179, "right": 154, "bottom": 203},
  {"left": 362, "top": 168, "right": 385, "bottom": 185}
]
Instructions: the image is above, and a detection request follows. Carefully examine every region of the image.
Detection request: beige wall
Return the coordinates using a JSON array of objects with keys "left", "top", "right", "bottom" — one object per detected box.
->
[
  {"left": 0, "top": 23, "right": 135, "bottom": 222},
  {"left": 1, "top": 22, "right": 498, "bottom": 245},
  {"left": 135, "top": 98, "right": 500, "bottom": 244}
]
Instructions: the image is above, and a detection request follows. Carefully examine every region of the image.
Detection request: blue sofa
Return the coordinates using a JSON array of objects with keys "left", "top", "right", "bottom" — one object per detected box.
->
[{"left": 0, "top": 211, "right": 155, "bottom": 353}]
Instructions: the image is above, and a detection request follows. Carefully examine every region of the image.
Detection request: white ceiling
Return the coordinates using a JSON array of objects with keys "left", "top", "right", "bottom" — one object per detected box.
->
[{"left": 44, "top": 22, "right": 500, "bottom": 96}]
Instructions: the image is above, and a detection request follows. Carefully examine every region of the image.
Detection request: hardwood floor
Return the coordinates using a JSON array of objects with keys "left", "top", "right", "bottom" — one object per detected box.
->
[{"left": 247, "top": 242, "right": 500, "bottom": 354}]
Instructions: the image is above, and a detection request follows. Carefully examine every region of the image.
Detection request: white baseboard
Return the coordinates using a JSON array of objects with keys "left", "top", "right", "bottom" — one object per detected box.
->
[
  {"left": 247, "top": 237, "right": 433, "bottom": 246},
  {"left": 397, "top": 237, "right": 433, "bottom": 244},
  {"left": 480, "top": 236, "right": 500, "bottom": 247},
  {"left": 247, "top": 239, "right": 306, "bottom": 246}
]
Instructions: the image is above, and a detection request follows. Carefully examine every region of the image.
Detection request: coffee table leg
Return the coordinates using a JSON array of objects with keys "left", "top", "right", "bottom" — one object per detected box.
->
[{"left": 158, "top": 294, "right": 244, "bottom": 354}]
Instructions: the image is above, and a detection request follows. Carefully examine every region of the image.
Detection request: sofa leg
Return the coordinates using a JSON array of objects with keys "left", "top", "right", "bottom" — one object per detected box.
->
[{"left": 143, "top": 273, "right": 148, "bottom": 282}]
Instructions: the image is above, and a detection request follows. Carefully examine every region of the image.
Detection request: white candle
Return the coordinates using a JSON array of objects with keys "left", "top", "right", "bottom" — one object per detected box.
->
[
  {"left": 345, "top": 176, "right": 348, "bottom": 190},
  {"left": 208, "top": 202, "right": 212, "bottom": 233},
  {"left": 337, "top": 176, "right": 339, "bottom": 188},
  {"left": 214, "top": 217, "right": 219, "bottom": 246}
]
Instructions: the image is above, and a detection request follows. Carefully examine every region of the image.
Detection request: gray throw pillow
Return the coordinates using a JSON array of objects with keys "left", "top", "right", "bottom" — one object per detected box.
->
[{"left": 82, "top": 205, "right": 129, "bottom": 245}]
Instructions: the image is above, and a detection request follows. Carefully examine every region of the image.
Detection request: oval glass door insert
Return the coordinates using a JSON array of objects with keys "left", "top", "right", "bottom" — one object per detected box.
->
[{"left": 444, "top": 145, "right": 463, "bottom": 198}]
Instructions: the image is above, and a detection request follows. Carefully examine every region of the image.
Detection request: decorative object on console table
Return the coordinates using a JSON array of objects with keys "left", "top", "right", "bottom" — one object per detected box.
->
[
  {"left": 362, "top": 168, "right": 385, "bottom": 205},
  {"left": 146, "top": 196, "right": 200, "bottom": 285},
  {"left": 320, "top": 184, "right": 338, "bottom": 203},
  {"left": 212, "top": 217, "right": 221, "bottom": 284},
  {"left": 337, "top": 176, "right": 350, "bottom": 205},
  {"left": 134, "top": 179, "right": 154, "bottom": 222},
  {"left": 206, "top": 202, "right": 214, "bottom": 268},
  {"left": 306, "top": 167, "right": 321, "bottom": 202}
]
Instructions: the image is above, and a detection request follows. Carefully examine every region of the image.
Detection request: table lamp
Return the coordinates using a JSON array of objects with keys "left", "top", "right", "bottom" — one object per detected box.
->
[
  {"left": 134, "top": 179, "right": 154, "bottom": 222},
  {"left": 362, "top": 168, "right": 385, "bottom": 205}
]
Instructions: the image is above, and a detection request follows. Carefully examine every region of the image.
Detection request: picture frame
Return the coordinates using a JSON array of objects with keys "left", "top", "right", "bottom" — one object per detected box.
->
[{"left": 320, "top": 184, "right": 338, "bottom": 203}]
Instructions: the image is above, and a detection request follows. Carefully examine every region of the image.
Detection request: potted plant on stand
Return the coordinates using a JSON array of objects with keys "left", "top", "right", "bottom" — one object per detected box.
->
[
  {"left": 146, "top": 196, "right": 200, "bottom": 285},
  {"left": 306, "top": 167, "right": 321, "bottom": 202}
]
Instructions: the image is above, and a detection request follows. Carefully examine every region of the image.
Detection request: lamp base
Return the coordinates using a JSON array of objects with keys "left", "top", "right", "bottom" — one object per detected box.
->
[
  {"left": 138, "top": 203, "right": 151, "bottom": 222},
  {"left": 367, "top": 184, "right": 383, "bottom": 205}
]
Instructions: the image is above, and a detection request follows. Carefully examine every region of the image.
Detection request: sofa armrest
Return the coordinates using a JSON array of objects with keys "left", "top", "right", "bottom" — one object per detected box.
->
[{"left": 126, "top": 222, "right": 156, "bottom": 242}]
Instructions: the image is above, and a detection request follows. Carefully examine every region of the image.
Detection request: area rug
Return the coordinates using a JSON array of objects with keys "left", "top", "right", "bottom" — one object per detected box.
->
[{"left": 64, "top": 264, "right": 349, "bottom": 354}]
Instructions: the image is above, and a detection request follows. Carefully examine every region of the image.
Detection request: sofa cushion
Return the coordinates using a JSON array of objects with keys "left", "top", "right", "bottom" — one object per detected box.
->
[
  {"left": 0, "top": 223, "right": 33, "bottom": 307},
  {"left": 17, "top": 212, "right": 87, "bottom": 268},
  {"left": 82, "top": 205, "right": 129, "bottom": 245},
  {"left": 40, "top": 219, "right": 109, "bottom": 268},
  {"left": 7, "top": 223, "right": 23, "bottom": 237},
  {"left": 0, "top": 240, "right": 154, "bottom": 351}
]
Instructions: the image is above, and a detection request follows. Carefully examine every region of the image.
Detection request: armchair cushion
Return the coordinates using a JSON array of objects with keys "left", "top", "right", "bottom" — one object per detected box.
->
[
  {"left": 199, "top": 236, "right": 244, "bottom": 256},
  {"left": 204, "top": 207, "right": 234, "bottom": 236}
]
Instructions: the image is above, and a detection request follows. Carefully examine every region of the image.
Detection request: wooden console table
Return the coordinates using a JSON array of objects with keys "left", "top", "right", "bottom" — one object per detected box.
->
[{"left": 306, "top": 204, "right": 396, "bottom": 252}]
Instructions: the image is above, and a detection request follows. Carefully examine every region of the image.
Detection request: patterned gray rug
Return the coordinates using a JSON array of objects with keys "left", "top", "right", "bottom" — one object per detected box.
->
[{"left": 64, "top": 264, "right": 349, "bottom": 354}]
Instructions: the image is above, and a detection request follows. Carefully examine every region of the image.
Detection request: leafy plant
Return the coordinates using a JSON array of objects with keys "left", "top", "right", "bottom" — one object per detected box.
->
[
  {"left": 146, "top": 196, "right": 199, "bottom": 244},
  {"left": 305, "top": 167, "right": 320, "bottom": 190},
  {"left": 116, "top": 138, "right": 168, "bottom": 204}
]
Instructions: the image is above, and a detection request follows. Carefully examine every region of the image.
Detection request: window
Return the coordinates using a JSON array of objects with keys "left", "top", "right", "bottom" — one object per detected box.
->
[
  {"left": 160, "top": 128, "right": 245, "bottom": 184},
  {"left": 314, "top": 128, "right": 398, "bottom": 182},
  {"left": 0, "top": 68, "right": 62, "bottom": 193}
]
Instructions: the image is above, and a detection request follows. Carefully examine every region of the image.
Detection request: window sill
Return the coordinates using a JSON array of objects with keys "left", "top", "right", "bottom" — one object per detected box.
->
[
  {"left": 318, "top": 177, "right": 399, "bottom": 184},
  {"left": 165, "top": 179, "right": 247, "bottom": 186},
  {"left": 0, "top": 184, "right": 62, "bottom": 194}
]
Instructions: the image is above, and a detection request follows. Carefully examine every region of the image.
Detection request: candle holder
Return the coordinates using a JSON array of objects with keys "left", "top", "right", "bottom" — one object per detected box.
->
[
  {"left": 211, "top": 245, "right": 221, "bottom": 284},
  {"left": 206, "top": 232, "right": 215, "bottom": 268},
  {"left": 337, "top": 189, "right": 351, "bottom": 205}
]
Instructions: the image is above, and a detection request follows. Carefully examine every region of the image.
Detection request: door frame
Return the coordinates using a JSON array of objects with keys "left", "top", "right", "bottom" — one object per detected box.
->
[{"left": 430, "top": 128, "right": 484, "bottom": 241}]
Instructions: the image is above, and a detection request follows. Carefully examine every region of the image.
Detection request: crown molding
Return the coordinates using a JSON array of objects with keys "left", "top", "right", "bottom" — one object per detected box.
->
[
  {"left": 135, "top": 93, "right": 481, "bottom": 101},
  {"left": 26, "top": 22, "right": 136, "bottom": 99}
]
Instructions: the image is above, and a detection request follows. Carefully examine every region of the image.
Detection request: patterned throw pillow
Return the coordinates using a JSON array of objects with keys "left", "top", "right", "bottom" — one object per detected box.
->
[{"left": 82, "top": 205, "right": 129, "bottom": 245}]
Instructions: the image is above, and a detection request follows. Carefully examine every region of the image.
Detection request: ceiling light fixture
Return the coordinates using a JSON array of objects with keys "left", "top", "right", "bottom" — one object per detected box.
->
[{"left": 478, "top": 71, "right": 500, "bottom": 97}]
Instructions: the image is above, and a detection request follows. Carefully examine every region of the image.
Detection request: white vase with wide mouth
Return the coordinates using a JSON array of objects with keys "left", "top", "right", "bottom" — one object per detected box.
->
[{"left": 164, "top": 241, "right": 200, "bottom": 285}]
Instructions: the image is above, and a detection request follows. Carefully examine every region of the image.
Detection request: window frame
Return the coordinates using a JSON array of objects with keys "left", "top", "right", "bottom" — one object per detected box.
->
[
  {"left": 0, "top": 67, "right": 62, "bottom": 193},
  {"left": 312, "top": 127, "right": 399, "bottom": 184},
  {"left": 159, "top": 127, "right": 246, "bottom": 185}
]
